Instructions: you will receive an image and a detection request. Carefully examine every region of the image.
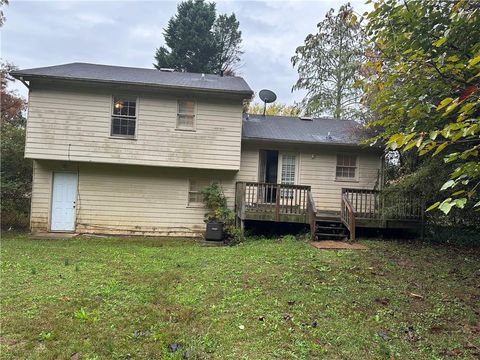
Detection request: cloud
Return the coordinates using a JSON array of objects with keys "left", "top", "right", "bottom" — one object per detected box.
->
[
  {"left": 76, "top": 13, "right": 116, "bottom": 26},
  {"left": 129, "top": 24, "right": 164, "bottom": 40}
]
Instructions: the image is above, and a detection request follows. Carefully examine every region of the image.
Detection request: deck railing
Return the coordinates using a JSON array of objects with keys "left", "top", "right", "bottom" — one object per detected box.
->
[
  {"left": 342, "top": 188, "right": 424, "bottom": 220},
  {"left": 307, "top": 191, "right": 317, "bottom": 240},
  {"left": 341, "top": 193, "right": 356, "bottom": 241},
  {"left": 236, "top": 182, "right": 311, "bottom": 222},
  {"left": 235, "top": 183, "right": 424, "bottom": 240}
]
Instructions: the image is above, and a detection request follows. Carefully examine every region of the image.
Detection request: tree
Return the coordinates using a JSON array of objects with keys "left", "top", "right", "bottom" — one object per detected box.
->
[
  {"left": 0, "top": 0, "right": 8, "bottom": 27},
  {"left": 248, "top": 103, "right": 301, "bottom": 117},
  {"left": 213, "top": 13, "right": 243, "bottom": 74},
  {"left": 362, "top": 0, "right": 480, "bottom": 214},
  {"left": 291, "top": 3, "right": 364, "bottom": 119},
  {"left": 154, "top": 0, "right": 217, "bottom": 73},
  {"left": 154, "top": 0, "right": 243, "bottom": 74},
  {"left": 1, "top": 63, "right": 27, "bottom": 126},
  {"left": 1, "top": 62, "right": 31, "bottom": 229}
]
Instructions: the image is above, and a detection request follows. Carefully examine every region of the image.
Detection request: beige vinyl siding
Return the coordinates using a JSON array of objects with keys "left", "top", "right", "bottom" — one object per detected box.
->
[
  {"left": 238, "top": 142, "right": 381, "bottom": 213},
  {"left": 236, "top": 144, "right": 259, "bottom": 182},
  {"left": 30, "top": 160, "right": 54, "bottom": 231},
  {"left": 25, "top": 83, "right": 243, "bottom": 170},
  {"left": 31, "top": 160, "right": 238, "bottom": 236},
  {"left": 300, "top": 150, "right": 380, "bottom": 212},
  {"left": 29, "top": 145, "right": 380, "bottom": 236}
]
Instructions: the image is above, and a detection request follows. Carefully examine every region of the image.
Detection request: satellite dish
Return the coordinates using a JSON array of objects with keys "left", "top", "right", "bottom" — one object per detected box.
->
[{"left": 259, "top": 89, "right": 277, "bottom": 116}]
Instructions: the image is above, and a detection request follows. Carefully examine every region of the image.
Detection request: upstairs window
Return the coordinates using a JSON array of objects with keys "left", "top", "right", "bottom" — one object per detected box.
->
[
  {"left": 177, "top": 100, "right": 196, "bottom": 130},
  {"left": 336, "top": 154, "right": 357, "bottom": 180},
  {"left": 111, "top": 97, "right": 136, "bottom": 138}
]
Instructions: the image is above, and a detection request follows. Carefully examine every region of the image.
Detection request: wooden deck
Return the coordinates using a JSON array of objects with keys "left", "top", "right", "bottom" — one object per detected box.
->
[{"left": 235, "top": 182, "right": 425, "bottom": 241}]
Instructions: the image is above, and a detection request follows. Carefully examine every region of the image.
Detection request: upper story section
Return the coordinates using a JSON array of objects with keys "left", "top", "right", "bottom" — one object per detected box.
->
[{"left": 13, "top": 63, "right": 253, "bottom": 171}]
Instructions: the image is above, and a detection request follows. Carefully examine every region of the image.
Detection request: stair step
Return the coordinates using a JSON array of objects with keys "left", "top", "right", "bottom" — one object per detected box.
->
[
  {"left": 316, "top": 225, "right": 344, "bottom": 230},
  {"left": 316, "top": 217, "right": 341, "bottom": 221},
  {"left": 315, "top": 232, "right": 347, "bottom": 238}
]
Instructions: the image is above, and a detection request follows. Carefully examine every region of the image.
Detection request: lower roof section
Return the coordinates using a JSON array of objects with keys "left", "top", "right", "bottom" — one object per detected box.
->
[{"left": 242, "top": 114, "right": 370, "bottom": 147}]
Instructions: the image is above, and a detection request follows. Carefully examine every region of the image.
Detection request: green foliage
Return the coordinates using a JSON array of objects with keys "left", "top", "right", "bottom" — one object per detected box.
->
[
  {"left": 1, "top": 62, "right": 31, "bottom": 230},
  {"left": 1, "top": 122, "right": 31, "bottom": 230},
  {"left": 363, "top": 0, "right": 480, "bottom": 213},
  {"left": 201, "top": 182, "right": 243, "bottom": 244},
  {"left": 154, "top": 0, "right": 242, "bottom": 74},
  {"left": 38, "top": 331, "right": 55, "bottom": 341},
  {"left": 248, "top": 102, "right": 301, "bottom": 116},
  {"left": 213, "top": 13, "right": 243, "bottom": 74},
  {"left": 292, "top": 3, "right": 365, "bottom": 119},
  {"left": 73, "top": 308, "right": 89, "bottom": 321},
  {"left": 280, "top": 234, "right": 297, "bottom": 242}
]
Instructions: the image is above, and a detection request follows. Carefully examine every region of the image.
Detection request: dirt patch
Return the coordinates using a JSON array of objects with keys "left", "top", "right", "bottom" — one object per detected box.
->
[{"left": 311, "top": 241, "right": 368, "bottom": 250}]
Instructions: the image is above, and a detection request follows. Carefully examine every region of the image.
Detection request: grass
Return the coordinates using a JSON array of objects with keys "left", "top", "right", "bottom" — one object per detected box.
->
[{"left": 0, "top": 234, "right": 479, "bottom": 359}]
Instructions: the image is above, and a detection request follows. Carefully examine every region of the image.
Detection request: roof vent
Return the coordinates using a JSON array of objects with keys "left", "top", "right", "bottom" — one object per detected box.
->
[
  {"left": 159, "top": 68, "right": 175, "bottom": 72},
  {"left": 299, "top": 116, "right": 313, "bottom": 121}
]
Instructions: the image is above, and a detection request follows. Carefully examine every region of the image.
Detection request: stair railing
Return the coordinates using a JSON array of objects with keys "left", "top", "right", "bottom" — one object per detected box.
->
[
  {"left": 307, "top": 190, "right": 317, "bottom": 241},
  {"left": 341, "top": 193, "right": 356, "bottom": 241}
]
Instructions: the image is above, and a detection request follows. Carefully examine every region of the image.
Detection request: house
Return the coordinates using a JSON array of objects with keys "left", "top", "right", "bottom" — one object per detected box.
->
[{"left": 12, "top": 62, "right": 423, "bottom": 240}]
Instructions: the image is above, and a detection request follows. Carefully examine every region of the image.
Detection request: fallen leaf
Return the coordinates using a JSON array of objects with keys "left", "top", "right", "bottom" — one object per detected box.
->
[
  {"left": 465, "top": 342, "right": 480, "bottom": 350},
  {"left": 378, "top": 331, "right": 391, "bottom": 341},
  {"left": 404, "top": 326, "right": 418, "bottom": 342},
  {"left": 375, "top": 298, "right": 390, "bottom": 306},
  {"left": 409, "top": 292, "right": 424, "bottom": 300},
  {"left": 70, "top": 353, "right": 80, "bottom": 360},
  {"left": 283, "top": 313, "right": 292, "bottom": 321},
  {"left": 238, "top": 325, "right": 245, "bottom": 330},
  {"left": 258, "top": 316, "right": 265, "bottom": 322},
  {"left": 441, "top": 348, "right": 463, "bottom": 356},
  {"left": 169, "top": 343, "right": 182, "bottom": 353}
]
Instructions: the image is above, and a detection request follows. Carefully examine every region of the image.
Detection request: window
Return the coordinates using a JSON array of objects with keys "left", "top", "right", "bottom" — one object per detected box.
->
[
  {"left": 280, "top": 154, "right": 296, "bottom": 199},
  {"left": 188, "top": 179, "right": 210, "bottom": 206},
  {"left": 336, "top": 154, "right": 357, "bottom": 180},
  {"left": 280, "top": 154, "right": 296, "bottom": 185},
  {"left": 111, "top": 97, "right": 136, "bottom": 138},
  {"left": 177, "top": 100, "right": 196, "bottom": 129}
]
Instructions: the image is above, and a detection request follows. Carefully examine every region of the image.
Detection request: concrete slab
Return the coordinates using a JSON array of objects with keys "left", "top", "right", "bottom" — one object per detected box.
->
[{"left": 30, "top": 232, "right": 77, "bottom": 240}]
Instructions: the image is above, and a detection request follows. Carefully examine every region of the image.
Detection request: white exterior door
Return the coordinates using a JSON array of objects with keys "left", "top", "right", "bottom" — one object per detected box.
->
[{"left": 51, "top": 172, "right": 78, "bottom": 231}]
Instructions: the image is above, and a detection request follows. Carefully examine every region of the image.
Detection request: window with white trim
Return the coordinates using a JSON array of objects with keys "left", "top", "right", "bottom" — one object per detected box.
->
[
  {"left": 177, "top": 100, "right": 196, "bottom": 129},
  {"left": 188, "top": 179, "right": 210, "bottom": 206},
  {"left": 336, "top": 154, "right": 357, "bottom": 180},
  {"left": 111, "top": 97, "right": 136, "bottom": 138},
  {"left": 280, "top": 154, "right": 296, "bottom": 185}
]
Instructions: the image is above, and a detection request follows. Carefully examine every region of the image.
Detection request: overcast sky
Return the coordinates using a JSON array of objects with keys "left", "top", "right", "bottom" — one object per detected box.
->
[{"left": 1, "top": 0, "right": 370, "bottom": 103}]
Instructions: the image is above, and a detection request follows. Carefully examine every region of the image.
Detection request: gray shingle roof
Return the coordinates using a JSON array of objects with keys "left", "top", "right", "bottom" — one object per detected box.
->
[
  {"left": 242, "top": 114, "right": 363, "bottom": 146},
  {"left": 11, "top": 62, "right": 253, "bottom": 96}
]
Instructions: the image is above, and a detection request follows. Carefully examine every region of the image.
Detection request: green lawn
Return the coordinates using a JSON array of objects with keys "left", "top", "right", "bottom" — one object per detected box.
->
[{"left": 1, "top": 235, "right": 479, "bottom": 359}]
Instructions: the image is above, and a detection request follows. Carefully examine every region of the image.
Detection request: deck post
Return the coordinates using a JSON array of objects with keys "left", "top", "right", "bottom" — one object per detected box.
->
[{"left": 275, "top": 184, "right": 280, "bottom": 222}]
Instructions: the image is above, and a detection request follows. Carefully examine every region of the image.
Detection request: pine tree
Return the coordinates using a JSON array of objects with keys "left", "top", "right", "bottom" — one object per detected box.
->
[{"left": 154, "top": 0, "right": 243, "bottom": 74}]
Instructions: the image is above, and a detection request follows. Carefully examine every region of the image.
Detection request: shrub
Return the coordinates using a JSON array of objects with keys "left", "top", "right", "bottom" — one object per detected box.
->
[{"left": 201, "top": 182, "right": 243, "bottom": 244}]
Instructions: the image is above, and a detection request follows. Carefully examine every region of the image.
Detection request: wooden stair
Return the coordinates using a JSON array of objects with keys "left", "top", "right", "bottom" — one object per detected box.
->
[{"left": 314, "top": 217, "right": 348, "bottom": 240}]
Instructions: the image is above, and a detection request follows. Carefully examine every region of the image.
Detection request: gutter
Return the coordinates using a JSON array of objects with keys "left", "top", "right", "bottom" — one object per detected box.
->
[{"left": 241, "top": 136, "right": 381, "bottom": 149}]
